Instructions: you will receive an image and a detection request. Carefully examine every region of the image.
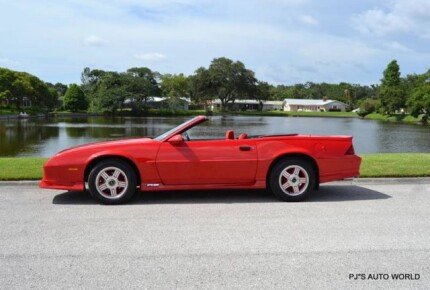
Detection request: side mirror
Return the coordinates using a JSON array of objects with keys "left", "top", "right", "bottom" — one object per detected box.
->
[{"left": 168, "top": 134, "right": 184, "bottom": 145}]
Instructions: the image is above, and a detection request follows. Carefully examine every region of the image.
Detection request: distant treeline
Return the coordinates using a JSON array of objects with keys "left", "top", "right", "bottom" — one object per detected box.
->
[{"left": 0, "top": 57, "right": 429, "bottom": 119}]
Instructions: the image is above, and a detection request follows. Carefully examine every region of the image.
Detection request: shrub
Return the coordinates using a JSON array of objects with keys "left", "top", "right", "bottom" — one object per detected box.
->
[
  {"left": 357, "top": 98, "right": 381, "bottom": 117},
  {"left": 63, "top": 84, "right": 88, "bottom": 112}
]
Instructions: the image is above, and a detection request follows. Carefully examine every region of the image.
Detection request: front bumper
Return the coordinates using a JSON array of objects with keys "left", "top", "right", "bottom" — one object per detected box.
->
[
  {"left": 39, "top": 179, "right": 84, "bottom": 191},
  {"left": 39, "top": 157, "right": 85, "bottom": 191}
]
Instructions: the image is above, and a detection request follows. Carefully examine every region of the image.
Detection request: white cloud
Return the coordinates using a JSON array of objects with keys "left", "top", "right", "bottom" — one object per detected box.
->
[
  {"left": 134, "top": 52, "right": 166, "bottom": 61},
  {"left": 298, "top": 15, "right": 318, "bottom": 26},
  {"left": 0, "top": 57, "right": 19, "bottom": 65},
  {"left": 1, "top": 0, "right": 429, "bottom": 85},
  {"left": 0, "top": 57, "right": 13, "bottom": 64},
  {"left": 353, "top": 0, "right": 430, "bottom": 38},
  {"left": 83, "top": 35, "right": 107, "bottom": 46},
  {"left": 384, "top": 41, "right": 411, "bottom": 52}
]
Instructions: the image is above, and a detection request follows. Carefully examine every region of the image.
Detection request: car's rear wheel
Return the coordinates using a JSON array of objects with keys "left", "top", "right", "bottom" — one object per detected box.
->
[
  {"left": 88, "top": 159, "right": 137, "bottom": 205},
  {"left": 269, "top": 158, "right": 315, "bottom": 202}
]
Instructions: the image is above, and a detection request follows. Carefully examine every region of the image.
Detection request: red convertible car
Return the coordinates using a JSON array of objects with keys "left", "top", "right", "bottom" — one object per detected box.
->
[{"left": 40, "top": 116, "right": 361, "bottom": 204}]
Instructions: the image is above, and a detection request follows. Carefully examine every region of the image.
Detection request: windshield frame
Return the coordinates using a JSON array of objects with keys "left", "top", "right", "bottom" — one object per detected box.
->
[{"left": 154, "top": 116, "right": 208, "bottom": 142}]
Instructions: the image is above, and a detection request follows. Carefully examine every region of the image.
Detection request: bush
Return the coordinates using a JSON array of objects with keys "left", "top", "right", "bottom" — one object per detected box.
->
[
  {"left": 357, "top": 98, "right": 381, "bottom": 117},
  {"left": 63, "top": 84, "right": 88, "bottom": 112}
]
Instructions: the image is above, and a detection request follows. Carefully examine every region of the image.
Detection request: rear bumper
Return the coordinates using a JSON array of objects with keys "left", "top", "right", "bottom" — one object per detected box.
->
[{"left": 319, "top": 155, "right": 361, "bottom": 183}]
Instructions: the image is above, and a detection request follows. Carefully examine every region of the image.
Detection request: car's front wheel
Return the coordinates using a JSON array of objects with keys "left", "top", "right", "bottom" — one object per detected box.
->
[
  {"left": 88, "top": 159, "right": 137, "bottom": 205},
  {"left": 269, "top": 158, "right": 316, "bottom": 202}
]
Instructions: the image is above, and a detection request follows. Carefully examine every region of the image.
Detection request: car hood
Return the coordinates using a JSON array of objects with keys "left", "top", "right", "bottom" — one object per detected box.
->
[{"left": 55, "top": 137, "right": 154, "bottom": 156}]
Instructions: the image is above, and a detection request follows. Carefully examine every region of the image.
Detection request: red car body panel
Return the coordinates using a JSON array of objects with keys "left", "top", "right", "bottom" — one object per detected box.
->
[{"left": 40, "top": 116, "right": 361, "bottom": 192}]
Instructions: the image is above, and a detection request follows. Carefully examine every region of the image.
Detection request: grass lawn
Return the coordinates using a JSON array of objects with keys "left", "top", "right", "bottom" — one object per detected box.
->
[
  {"left": 0, "top": 158, "right": 48, "bottom": 180},
  {"left": 1, "top": 154, "right": 430, "bottom": 180},
  {"left": 359, "top": 153, "right": 430, "bottom": 177},
  {"left": 0, "top": 108, "right": 17, "bottom": 115},
  {"left": 231, "top": 110, "right": 358, "bottom": 118},
  {"left": 364, "top": 113, "right": 422, "bottom": 124}
]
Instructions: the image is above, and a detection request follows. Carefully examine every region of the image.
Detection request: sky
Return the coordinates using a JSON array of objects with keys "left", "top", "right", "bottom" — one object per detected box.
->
[{"left": 0, "top": 0, "right": 429, "bottom": 85}]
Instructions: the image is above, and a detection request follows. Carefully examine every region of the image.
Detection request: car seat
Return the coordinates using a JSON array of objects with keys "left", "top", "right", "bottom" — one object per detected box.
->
[{"left": 225, "top": 130, "right": 235, "bottom": 139}]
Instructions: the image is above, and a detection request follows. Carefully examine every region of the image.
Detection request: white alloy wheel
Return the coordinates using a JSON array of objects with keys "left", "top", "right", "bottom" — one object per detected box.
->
[{"left": 95, "top": 166, "right": 129, "bottom": 199}]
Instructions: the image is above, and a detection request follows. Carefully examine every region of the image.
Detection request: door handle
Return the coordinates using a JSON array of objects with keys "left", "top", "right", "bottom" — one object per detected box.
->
[{"left": 239, "top": 145, "right": 253, "bottom": 151}]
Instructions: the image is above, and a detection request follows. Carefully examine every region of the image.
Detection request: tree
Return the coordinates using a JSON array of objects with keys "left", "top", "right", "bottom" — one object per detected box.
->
[
  {"left": 198, "top": 57, "right": 258, "bottom": 110},
  {"left": 125, "top": 67, "right": 161, "bottom": 112},
  {"left": 80, "top": 67, "right": 108, "bottom": 97},
  {"left": 379, "top": 60, "right": 405, "bottom": 113},
  {"left": 80, "top": 67, "right": 161, "bottom": 114},
  {"left": 63, "top": 84, "right": 88, "bottom": 112},
  {"left": 357, "top": 98, "right": 381, "bottom": 117},
  {"left": 10, "top": 77, "right": 34, "bottom": 109},
  {"left": 0, "top": 67, "right": 60, "bottom": 111},
  {"left": 406, "top": 70, "right": 430, "bottom": 121},
  {"left": 256, "top": 81, "right": 271, "bottom": 101},
  {"left": 161, "top": 73, "right": 190, "bottom": 111},
  {"left": 407, "top": 85, "right": 430, "bottom": 119},
  {"left": 54, "top": 83, "right": 68, "bottom": 96},
  {"left": 161, "top": 74, "right": 189, "bottom": 98},
  {"left": 90, "top": 73, "right": 130, "bottom": 114},
  {"left": 188, "top": 67, "right": 211, "bottom": 106}
]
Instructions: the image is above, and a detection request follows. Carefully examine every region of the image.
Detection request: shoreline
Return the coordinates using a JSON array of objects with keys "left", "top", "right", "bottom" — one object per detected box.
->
[{"left": 1, "top": 110, "right": 426, "bottom": 125}]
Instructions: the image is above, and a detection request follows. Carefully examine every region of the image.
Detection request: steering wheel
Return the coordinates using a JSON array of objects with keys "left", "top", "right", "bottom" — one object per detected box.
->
[{"left": 183, "top": 132, "right": 191, "bottom": 141}]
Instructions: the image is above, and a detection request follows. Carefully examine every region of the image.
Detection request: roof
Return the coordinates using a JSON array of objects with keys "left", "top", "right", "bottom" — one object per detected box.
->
[
  {"left": 148, "top": 96, "right": 190, "bottom": 103},
  {"left": 283, "top": 99, "right": 345, "bottom": 106},
  {"left": 124, "top": 96, "right": 190, "bottom": 104},
  {"left": 212, "top": 99, "right": 283, "bottom": 105},
  {"left": 263, "top": 101, "right": 284, "bottom": 105}
]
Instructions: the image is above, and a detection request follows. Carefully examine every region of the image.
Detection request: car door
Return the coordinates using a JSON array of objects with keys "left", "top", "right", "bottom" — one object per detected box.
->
[{"left": 155, "top": 138, "right": 258, "bottom": 185}]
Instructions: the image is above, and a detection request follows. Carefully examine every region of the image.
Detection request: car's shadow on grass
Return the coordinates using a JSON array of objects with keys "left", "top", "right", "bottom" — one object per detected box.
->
[{"left": 52, "top": 185, "right": 391, "bottom": 205}]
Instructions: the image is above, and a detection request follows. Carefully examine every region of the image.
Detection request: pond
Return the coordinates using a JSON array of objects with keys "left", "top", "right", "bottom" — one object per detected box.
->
[{"left": 0, "top": 115, "right": 429, "bottom": 157}]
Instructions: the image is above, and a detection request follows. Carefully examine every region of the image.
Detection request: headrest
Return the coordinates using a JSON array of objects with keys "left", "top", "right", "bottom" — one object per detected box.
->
[
  {"left": 238, "top": 133, "right": 248, "bottom": 139},
  {"left": 225, "top": 130, "right": 234, "bottom": 139}
]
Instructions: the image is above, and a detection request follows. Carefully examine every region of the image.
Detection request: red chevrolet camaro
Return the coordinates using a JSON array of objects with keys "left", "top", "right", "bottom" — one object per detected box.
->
[{"left": 40, "top": 115, "right": 361, "bottom": 204}]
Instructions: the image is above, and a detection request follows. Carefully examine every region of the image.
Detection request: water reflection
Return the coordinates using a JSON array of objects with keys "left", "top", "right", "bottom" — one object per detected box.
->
[{"left": 0, "top": 116, "right": 429, "bottom": 157}]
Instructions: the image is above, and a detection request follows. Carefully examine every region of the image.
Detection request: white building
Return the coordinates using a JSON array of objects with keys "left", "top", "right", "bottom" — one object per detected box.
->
[
  {"left": 282, "top": 98, "right": 347, "bottom": 112},
  {"left": 124, "top": 96, "right": 190, "bottom": 110},
  {"left": 211, "top": 99, "right": 283, "bottom": 111}
]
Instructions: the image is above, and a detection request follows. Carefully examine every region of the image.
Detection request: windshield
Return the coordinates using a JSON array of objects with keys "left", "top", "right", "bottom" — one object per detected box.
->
[{"left": 154, "top": 118, "right": 198, "bottom": 141}]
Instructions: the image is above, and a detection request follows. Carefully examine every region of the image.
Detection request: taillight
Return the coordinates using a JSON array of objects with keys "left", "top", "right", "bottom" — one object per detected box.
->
[{"left": 345, "top": 145, "right": 355, "bottom": 155}]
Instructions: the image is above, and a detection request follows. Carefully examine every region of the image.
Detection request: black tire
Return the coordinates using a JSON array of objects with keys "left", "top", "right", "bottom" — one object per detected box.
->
[
  {"left": 88, "top": 159, "right": 137, "bottom": 205},
  {"left": 269, "top": 157, "right": 316, "bottom": 202}
]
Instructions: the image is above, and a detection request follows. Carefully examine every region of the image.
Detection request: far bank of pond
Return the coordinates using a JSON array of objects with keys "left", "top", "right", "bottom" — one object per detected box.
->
[
  {"left": 2, "top": 109, "right": 426, "bottom": 125},
  {"left": 0, "top": 115, "right": 429, "bottom": 157}
]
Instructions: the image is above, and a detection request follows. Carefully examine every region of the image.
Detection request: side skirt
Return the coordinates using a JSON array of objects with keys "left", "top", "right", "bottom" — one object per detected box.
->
[{"left": 139, "top": 180, "right": 266, "bottom": 192}]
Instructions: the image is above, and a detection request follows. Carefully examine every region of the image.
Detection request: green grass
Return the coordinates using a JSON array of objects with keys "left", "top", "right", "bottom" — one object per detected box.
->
[
  {"left": 1, "top": 154, "right": 430, "bottom": 180},
  {"left": 53, "top": 109, "right": 209, "bottom": 117},
  {"left": 228, "top": 110, "right": 358, "bottom": 118},
  {"left": 0, "top": 107, "right": 45, "bottom": 116},
  {"left": 0, "top": 108, "right": 17, "bottom": 115},
  {"left": 360, "top": 153, "right": 430, "bottom": 177},
  {"left": 144, "top": 109, "right": 208, "bottom": 116},
  {"left": 364, "top": 113, "right": 422, "bottom": 124},
  {"left": 0, "top": 158, "right": 48, "bottom": 180}
]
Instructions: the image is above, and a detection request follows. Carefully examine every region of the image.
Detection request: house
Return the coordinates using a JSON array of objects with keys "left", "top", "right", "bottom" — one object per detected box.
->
[
  {"left": 262, "top": 100, "right": 284, "bottom": 111},
  {"left": 282, "top": 98, "right": 347, "bottom": 112},
  {"left": 146, "top": 97, "right": 190, "bottom": 110},
  {"left": 124, "top": 96, "right": 190, "bottom": 110},
  {"left": 211, "top": 99, "right": 283, "bottom": 111}
]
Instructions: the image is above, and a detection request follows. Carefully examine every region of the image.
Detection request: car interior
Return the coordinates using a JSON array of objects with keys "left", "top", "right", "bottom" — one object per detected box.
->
[
  {"left": 181, "top": 130, "right": 249, "bottom": 141},
  {"left": 225, "top": 130, "right": 248, "bottom": 139}
]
